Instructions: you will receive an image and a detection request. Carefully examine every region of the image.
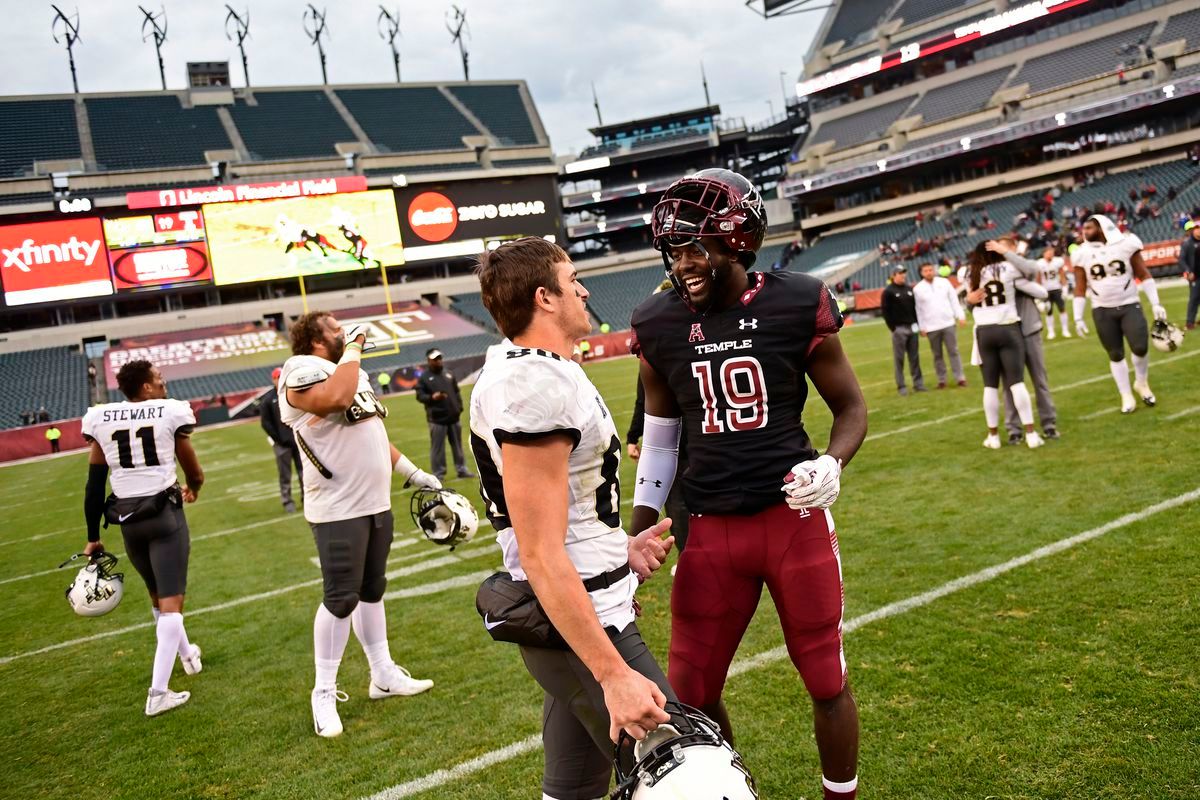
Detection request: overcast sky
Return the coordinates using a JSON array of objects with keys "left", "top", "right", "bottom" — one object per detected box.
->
[{"left": 1, "top": 0, "right": 825, "bottom": 154}]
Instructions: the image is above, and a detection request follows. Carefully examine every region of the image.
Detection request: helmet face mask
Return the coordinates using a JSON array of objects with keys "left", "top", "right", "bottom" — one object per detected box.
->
[
  {"left": 62, "top": 551, "right": 124, "bottom": 617},
  {"left": 1151, "top": 319, "right": 1185, "bottom": 352},
  {"left": 410, "top": 488, "right": 479, "bottom": 550},
  {"left": 652, "top": 169, "right": 766, "bottom": 283}
]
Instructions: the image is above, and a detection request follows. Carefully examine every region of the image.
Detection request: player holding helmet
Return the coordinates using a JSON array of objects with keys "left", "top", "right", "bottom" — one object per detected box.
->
[{"left": 629, "top": 169, "right": 868, "bottom": 800}]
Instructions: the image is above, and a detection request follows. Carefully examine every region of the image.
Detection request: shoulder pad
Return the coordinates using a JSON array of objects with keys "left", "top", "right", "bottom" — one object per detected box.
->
[{"left": 286, "top": 367, "right": 329, "bottom": 390}]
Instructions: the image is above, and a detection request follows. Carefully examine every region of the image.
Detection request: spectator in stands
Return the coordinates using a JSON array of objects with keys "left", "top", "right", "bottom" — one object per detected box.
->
[
  {"left": 87, "top": 363, "right": 97, "bottom": 390},
  {"left": 37, "top": 405, "right": 50, "bottom": 423},
  {"left": 914, "top": 263, "right": 967, "bottom": 389},
  {"left": 1180, "top": 220, "right": 1200, "bottom": 330},
  {"left": 881, "top": 266, "right": 926, "bottom": 396},
  {"left": 261, "top": 367, "right": 303, "bottom": 514},
  {"left": 415, "top": 348, "right": 473, "bottom": 481},
  {"left": 19, "top": 409, "right": 33, "bottom": 426},
  {"left": 46, "top": 425, "right": 61, "bottom": 454}
]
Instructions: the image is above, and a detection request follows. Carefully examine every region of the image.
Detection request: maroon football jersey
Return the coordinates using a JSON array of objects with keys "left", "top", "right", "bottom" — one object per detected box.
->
[{"left": 631, "top": 271, "right": 842, "bottom": 515}]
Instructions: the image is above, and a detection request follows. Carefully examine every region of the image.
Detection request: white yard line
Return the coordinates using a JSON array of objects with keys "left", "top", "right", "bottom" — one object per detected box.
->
[
  {"left": 1080, "top": 406, "right": 1120, "bottom": 420},
  {"left": 1164, "top": 406, "right": 1199, "bottom": 421},
  {"left": 358, "top": 486, "right": 1200, "bottom": 800}
]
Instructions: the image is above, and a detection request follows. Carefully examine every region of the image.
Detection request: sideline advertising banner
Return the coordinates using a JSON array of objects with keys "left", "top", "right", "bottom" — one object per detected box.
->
[
  {"left": 125, "top": 176, "right": 367, "bottom": 210},
  {"left": 393, "top": 175, "right": 561, "bottom": 261},
  {"left": 104, "top": 322, "right": 291, "bottom": 390},
  {"left": 0, "top": 217, "right": 113, "bottom": 306},
  {"left": 104, "top": 210, "right": 212, "bottom": 290},
  {"left": 203, "top": 189, "right": 405, "bottom": 286}
]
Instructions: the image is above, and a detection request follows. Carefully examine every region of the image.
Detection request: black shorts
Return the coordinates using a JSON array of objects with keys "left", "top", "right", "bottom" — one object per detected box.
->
[
  {"left": 1092, "top": 303, "right": 1149, "bottom": 360},
  {"left": 1047, "top": 288, "right": 1065, "bottom": 311},
  {"left": 310, "top": 510, "right": 394, "bottom": 615},
  {"left": 520, "top": 623, "right": 677, "bottom": 800},
  {"left": 976, "top": 323, "right": 1026, "bottom": 389},
  {"left": 120, "top": 502, "right": 190, "bottom": 598}
]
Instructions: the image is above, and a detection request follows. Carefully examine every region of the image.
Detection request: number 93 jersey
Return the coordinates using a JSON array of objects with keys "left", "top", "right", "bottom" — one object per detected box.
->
[
  {"left": 82, "top": 398, "right": 196, "bottom": 499},
  {"left": 1069, "top": 233, "right": 1143, "bottom": 308},
  {"left": 631, "top": 271, "right": 843, "bottom": 516},
  {"left": 970, "top": 262, "right": 1024, "bottom": 327}
]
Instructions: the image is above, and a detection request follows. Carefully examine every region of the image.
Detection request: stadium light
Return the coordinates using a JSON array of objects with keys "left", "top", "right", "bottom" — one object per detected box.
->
[
  {"left": 961, "top": 137, "right": 972, "bottom": 151},
  {"left": 1163, "top": 84, "right": 1176, "bottom": 98},
  {"left": 1055, "top": 112, "right": 1068, "bottom": 127},
  {"left": 392, "top": 174, "right": 408, "bottom": 187},
  {"left": 876, "top": 159, "right": 887, "bottom": 172}
]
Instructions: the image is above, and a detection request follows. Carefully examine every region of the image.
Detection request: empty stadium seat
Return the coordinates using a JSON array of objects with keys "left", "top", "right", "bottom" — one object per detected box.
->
[
  {"left": 0, "top": 99, "right": 81, "bottom": 178},
  {"left": 909, "top": 67, "right": 1012, "bottom": 126},
  {"left": 337, "top": 87, "right": 481, "bottom": 153},
  {"left": 0, "top": 347, "right": 90, "bottom": 429},
  {"left": 450, "top": 293, "right": 500, "bottom": 333},
  {"left": 446, "top": 85, "right": 539, "bottom": 146},
  {"left": 580, "top": 266, "right": 668, "bottom": 329},
  {"left": 86, "top": 96, "right": 232, "bottom": 170},
  {"left": 808, "top": 96, "right": 917, "bottom": 151},
  {"left": 1012, "top": 23, "right": 1156, "bottom": 95},
  {"left": 1160, "top": 7, "right": 1200, "bottom": 53},
  {"left": 228, "top": 91, "right": 356, "bottom": 161},
  {"left": 821, "top": 0, "right": 891, "bottom": 48},
  {"left": 891, "top": 0, "right": 967, "bottom": 27}
]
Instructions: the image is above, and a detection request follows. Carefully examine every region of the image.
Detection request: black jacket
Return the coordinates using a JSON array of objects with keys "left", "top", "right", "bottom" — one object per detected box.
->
[
  {"left": 880, "top": 282, "right": 918, "bottom": 330},
  {"left": 415, "top": 367, "right": 463, "bottom": 425},
  {"left": 1180, "top": 234, "right": 1198, "bottom": 276},
  {"left": 260, "top": 387, "right": 296, "bottom": 447}
]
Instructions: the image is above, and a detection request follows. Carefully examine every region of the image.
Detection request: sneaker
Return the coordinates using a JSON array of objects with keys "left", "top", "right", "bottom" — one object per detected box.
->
[
  {"left": 983, "top": 434, "right": 1002, "bottom": 450},
  {"left": 898, "top": 386, "right": 908, "bottom": 396},
  {"left": 1007, "top": 432, "right": 1024, "bottom": 446},
  {"left": 1047, "top": 329, "right": 1056, "bottom": 340},
  {"left": 457, "top": 470, "right": 477, "bottom": 479},
  {"left": 1042, "top": 427, "right": 1060, "bottom": 440},
  {"left": 145, "top": 688, "right": 190, "bottom": 717},
  {"left": 1062, "top": 328, "right": 1072, "bottom": 338},
  {"left": 284, "top": 502, "right": 297, "bottom": 514},
  {"left": 180, "top": 644, "right": 202, "bottom": 676},
  {"left": 936, "top": 382, "right": 946, "bottom": 389},
  {"left": 1026, "top": 431, "right": 1044, "bottom": 449},
  {"left": 1120, "top": 393, "right": 1137, "bottom": 414},
  {"left": 312, "top": 686, "right": 348, "bottom": 737},
  {"left": 1133, "top": 380, "right": 1156, "bottom": 407},
  {"left": 369, "top": 664, "right": 434, "bottom": 699},
  {"left": 914, "top": 385, "right": 928, "bottom": 393},
  {"left": 957, "top": 379, "right": 968, "bottom": 387}
]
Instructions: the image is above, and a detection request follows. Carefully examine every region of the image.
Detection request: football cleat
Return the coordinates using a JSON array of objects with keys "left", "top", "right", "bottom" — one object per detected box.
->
[
  {"left": 145, "top": 688, "right": 190, "bottom": 717},
  {"left": 180, "top": 644, "right": 202, "bottom": 676},
  {"left": 61, "top": 551, "right": 124, "bottom": 617},
  {"left": 1046, "top": 328, "right": 1056, "bottom": 340},
  {"left": 1133, "top": 381, "right": 1156, "bottom": 407},
  {"left": 369, "top": 664, "right": 434, "bottom": 699},
  {"left": 1120, "top": 393, "right": 1137, "bottom": 414},
  {"left": 311, "top": 687, "right": 348, "bottom": 738},
  {"left": 983, "top": 434, "right": 1002, "bottom": 450},
  {"left": 410, "top": 488, "right": 479, "bottom": 549},
  {"left": 1150, "top": 319, "right": 1184, "bottom": 353},
  {"left": 1025, "top": 432, "right": 1044, "bottom": 449}
]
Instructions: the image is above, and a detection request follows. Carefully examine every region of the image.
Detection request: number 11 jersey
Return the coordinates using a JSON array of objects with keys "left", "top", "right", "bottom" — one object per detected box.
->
[
  {"left": 631, "top": 271, "right": 843, "bottom": 516},
  {"left": 82, "top": 398, "right": 196, "bottom": 499}
]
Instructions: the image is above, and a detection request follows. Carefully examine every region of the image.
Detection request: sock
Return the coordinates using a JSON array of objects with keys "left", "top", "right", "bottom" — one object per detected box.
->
[
  {"left": 151, "top": 607, "right": 160, "bottom": 622},
  {"left": 823, "top": 775, "right": 858, "bottom": 799},
  {"left": 351, "top": 600, "right": 394, "bottom": 678},
  {"left": 1009, "top": 383, "right": 1035, "bottom": 426},
  {"left": 153, "top": 607, "right": 193, "bottom": 658},
  {"left": 1109, "top": 359, "right": 1132, "bottom": 396},
  {"left": 982, "top": 387, "right": 1000, "bottom": 428},
  {"left": 151, "top": 612, "right": 184, "bottom": 693},
  {"left": 314, "top": 603, "right": 351, "bottom": 690},
  {"left": 1062, "top": 316, "right": 1070, "bottom": 334},
  {"left": 1132, "top": 353, "right": 1149, "bottom": 384}
]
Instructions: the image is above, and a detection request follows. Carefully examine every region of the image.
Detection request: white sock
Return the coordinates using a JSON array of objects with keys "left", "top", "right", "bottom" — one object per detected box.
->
[
  {"left": 153, "top": 607, "right": 193, "bottom": 658},
  {"left": 1109, "top": 359, "right": 1132, "bottom": 396},
  {"left": 151, "top": 607, "right": 160, "bottom": 622},
  {"left": 1009, "top": 383, "right": 1035, "bottom": 426},
  {"left": 152, "top": 612, "right": 184, "bottom": 692},
  {"left": 982, "top": 386, "right": 1001, "bottom": 428},
  {"left": 1132, "top": 353, "right": 1149, "bottom": 384},
  {"left": 1062, "top": 317, "right": 1070, "bottom": 334},
  {"left": 352, "top": 600, "right": 394, "bottom": 678},
  {"left": 823, "top": 775, "right": 859, "bottom": 795},
  {"left": 314, "top": 603, "right": 351, "bottom": 690}
]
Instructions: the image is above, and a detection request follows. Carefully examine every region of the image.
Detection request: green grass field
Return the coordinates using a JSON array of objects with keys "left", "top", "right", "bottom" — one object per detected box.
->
[{"left": 2, "top": 285, "right": 1197, "bottom": 800}]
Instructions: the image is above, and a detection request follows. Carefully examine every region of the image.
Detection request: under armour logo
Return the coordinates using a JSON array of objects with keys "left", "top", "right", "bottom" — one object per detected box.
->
[
  {"left": 739, "top": 318, "right": 758, "bottom": 330},
  {"left": 637, "top": 478, "right": 664, "bottom": 488},
  {"left": 689, "top": 323, "right": 705, "bottom": 343}
]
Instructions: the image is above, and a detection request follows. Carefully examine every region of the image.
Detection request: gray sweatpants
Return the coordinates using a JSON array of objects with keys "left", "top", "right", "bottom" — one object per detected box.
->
[
  {"left": 520, "top": 623, "right": 676, "bottom": 800},
  {"left": 428, "top": 421, "right": 468, "bottom": 479},
  {"left": 926, "top": 325, "right": 965, "bottom": 384},
  {"left": 273, "top": 443, "right": 303, "bottom": 509},
  {"left": 892, "top": 327, "right": 924, "bottom": 390},
  {"left": 1003, "top": 332, "right": 1057, "bottom": 435}
]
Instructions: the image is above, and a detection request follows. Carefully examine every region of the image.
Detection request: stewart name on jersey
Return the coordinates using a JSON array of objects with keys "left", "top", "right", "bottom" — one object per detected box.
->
[
  {"left": 631, "top": 271, "right": 843, "bottom": 516},
  {"left": 82, "top": 398, "right": 196, "bottom": 499}
]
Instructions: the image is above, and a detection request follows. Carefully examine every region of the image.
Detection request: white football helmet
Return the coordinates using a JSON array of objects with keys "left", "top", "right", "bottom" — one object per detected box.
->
[
  {"left": 61, "top": 551, "right": 124, "bottom": 617},
  {"left": 1151, "top": 319, "right": 1184, "bottom": 353},
  {"left": 410, "top": 488, "right": 479, "bottom": 550},
  {"left": 612, "top": 702, "right": 758, "bottom": 800}
]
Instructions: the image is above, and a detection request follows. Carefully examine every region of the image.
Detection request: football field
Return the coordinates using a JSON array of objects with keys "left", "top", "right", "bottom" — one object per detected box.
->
[{"left": 1, "top": 285, "right": 1197, "bottom": 800}]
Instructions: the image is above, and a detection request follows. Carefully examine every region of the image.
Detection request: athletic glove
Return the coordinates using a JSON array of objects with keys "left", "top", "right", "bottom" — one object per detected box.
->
[
  {"left": 1075, "top": 318, "right": 1089, "bottom": 337},
  {"left": 342, "top": 322, "right": 377, "bottom": 353},
  {"left": 1152, "top": 304, "right": 1168, "bottom": 322},
  {"left": 394, "top": 454, "right": 442, "bottom": 490},
  {"left": 781, "top": 454, "right": 842, "bottom": 510}
]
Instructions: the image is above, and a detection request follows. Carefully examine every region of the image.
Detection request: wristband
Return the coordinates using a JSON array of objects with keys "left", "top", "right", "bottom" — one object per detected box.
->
[
  {"left": 338, "top": 344, "right": 362, "bottom": 366},
  {"left": 1072, "top": 295, "right": 1087, "bottom": 320},
  {"left": 1140, "top": 277, "right": 1161, "bottom": 307},
  {"left": 393, "top": 453, "right": 418, "bottom": 481}
]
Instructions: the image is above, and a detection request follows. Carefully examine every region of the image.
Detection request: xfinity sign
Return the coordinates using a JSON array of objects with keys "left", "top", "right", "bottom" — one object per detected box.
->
[
  {"left": 2, "top": 236, "right": 103, "bottom": 272},
  {"left": 0, "top": 217, "right": 113, "bottom": 306}
]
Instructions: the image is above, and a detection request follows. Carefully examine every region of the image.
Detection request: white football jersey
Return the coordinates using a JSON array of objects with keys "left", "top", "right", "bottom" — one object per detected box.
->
[
  {"left": 470, "top": 340, "right": 636, "bottom": 630},
  {"left": 1070, "top": 233, "right": 1143, "bottom": 308},
  {"left": 1039, "top": 257, "right": 1065, "bottom": 291},
  {"left": 82, "top": 398, "right": 195, "bottom": 499},
  {"left": 278, "top": 354, "right": 392, "bottom": 524},
  {"left": 971, "top": 262, "right": 1024, "bottom": 326}
]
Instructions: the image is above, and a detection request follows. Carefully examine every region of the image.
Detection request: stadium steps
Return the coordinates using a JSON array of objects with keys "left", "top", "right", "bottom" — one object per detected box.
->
[
  {"left": 0, "top": 347, "right": 90, "bottom": 429},
  {"left": 445, "top": 85, "right": 540, "bottom": 146},
  {"left": 336, "top": 87, "right": 482, "bottom": 153},
  {"left": 228, "top": 91, "right": 357, "bottom": 161},
  {"left": 86, "top": 96, "right": 232, "bottom": 170},
  {"left": 0, "top": 99, "right": 82, "bottom": 178}
]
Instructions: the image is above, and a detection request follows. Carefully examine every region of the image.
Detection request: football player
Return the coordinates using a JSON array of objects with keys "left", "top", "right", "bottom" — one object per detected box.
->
[
  {"left": 628, "top": 169, "right": 868, "bottom": 800},
  {"left": 81, "top": 360, "right": 205, "bottom": 717},
  {"left": 1037, "top": 247, "right": 1071, "bottom": 339},
  {"left": 279, "top": 312, "right": 439, "bottom": 738},
  {"left": 1070, "top": 214, "right": 1167, "bottom": 413},
  {"left": 470, "top": 237, "right": 678, "bottom": 800}
]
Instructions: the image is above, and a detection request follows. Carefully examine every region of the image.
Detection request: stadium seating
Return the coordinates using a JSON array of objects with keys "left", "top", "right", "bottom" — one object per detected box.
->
[
  {"left": 336, "top": 87, "right": 481, "bottom": 153},
  {"left": 1011, "top": 23, "right": 1156, "bottom": 94},
  {"left": 580, "top": 266, "right": 667, "bottom": 329},
  {"left": 908, "top": 67, "right": 1012, "bottom": 126},
  {"left": 449, "top": 293, "right": 500, "bottom": 333},
  {"left": 0, "top": 100, "right": 80, "bottom": 178},
  {"left": 228, "top": 91, "right": 356, "bottom": 161},
  {"left": 86, "top": 96, "right": 232, "bottom": 170},
  {"left": 446, "top": 85, "right": 539, "bottom": 146},
  {"left": 809, "top": 95, "right": 917, "bottom": 151},
  {"left": 891, "top": 0, "right": 967, "bottom": 28},
  {"left": 1159, "top": 7, "right": 1200, "bottom": 53},
  {"left": 0, "top": 347, "right": 90, "bottom": 429},
  {"left": 796, "top": 217, "right": 916, "bottom": 274},
  {"left": 820, "top": 0, "right": 891, "bottom": 48}
]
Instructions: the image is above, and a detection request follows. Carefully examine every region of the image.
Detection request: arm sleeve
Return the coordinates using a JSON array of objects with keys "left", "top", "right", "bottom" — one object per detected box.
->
[
  {"left": 632, "top": 414, "right": 681, "bottom": 512},
  {"left": 626, "top": 376, "right": 646, "bottom": 444},
  {"left": 84, "top": 463, "right": 109, "bottom": 543},
  {"left": 947, "top": 281, "right": 965, "bottom": 320},
  {"left": 1003, "top": 251, "right": 1040, "bottom": 279},
  {"left": 1014, "top": 277, "right": 1048, "bottom": 299}
]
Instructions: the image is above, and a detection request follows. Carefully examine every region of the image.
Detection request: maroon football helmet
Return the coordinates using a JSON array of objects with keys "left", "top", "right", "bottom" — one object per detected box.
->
[{"left": 651, "top": 168, "right": 767, "bottom": 266}]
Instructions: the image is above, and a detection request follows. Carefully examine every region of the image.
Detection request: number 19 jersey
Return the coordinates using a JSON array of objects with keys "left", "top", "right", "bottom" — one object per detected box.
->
[
  {"left": 82, "top": 398, "right": 196, "bottom": 499},
  {"left": 631, "top": 271, "right": 843, "bottom": 516}
]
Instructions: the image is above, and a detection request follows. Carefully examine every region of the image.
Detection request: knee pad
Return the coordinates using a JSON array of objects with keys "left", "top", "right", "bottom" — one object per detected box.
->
[
  {"left": 359, "top": 575, "right": 387, "bottom": 603},
  {"left": 323, "top": 592, "right": 359, "bottom": 619}
]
